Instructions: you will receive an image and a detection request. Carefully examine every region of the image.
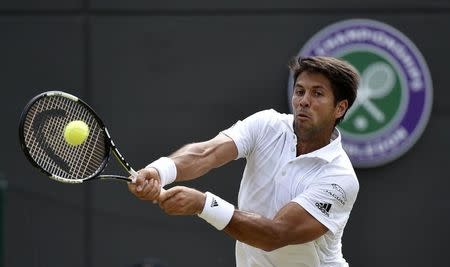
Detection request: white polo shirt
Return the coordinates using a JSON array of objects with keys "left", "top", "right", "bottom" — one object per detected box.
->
[{"left": 221, "top": 109, "right": 359, "bottom": 267}]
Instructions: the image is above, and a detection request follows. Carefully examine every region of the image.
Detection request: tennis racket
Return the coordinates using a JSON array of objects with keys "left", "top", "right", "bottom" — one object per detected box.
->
[{"left": 19, "top": 90, "right": 140, "bottom": 184}]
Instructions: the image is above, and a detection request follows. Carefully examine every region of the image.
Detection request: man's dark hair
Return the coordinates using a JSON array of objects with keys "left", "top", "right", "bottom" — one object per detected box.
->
[{"left": 288, "top": 56, "right": 360, "bottom": 125}]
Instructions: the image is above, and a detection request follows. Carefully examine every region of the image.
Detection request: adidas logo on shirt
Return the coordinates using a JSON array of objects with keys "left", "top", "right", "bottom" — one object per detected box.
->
[{"left": 315, "top": 202, "right": 332, "bottom": 217}]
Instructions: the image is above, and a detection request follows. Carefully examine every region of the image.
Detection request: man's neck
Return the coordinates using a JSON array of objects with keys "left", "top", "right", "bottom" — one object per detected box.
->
[
  {"left": 296, "top": 138, "right": 330, "bottom": 156},
  {"left": 295, "top": 129, "right": 334, "bottom": 156}
]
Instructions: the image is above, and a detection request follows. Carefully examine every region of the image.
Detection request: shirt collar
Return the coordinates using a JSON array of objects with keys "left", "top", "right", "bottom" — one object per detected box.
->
[{"left": 301, "top": 128, "right": 342, "bottom": 162}]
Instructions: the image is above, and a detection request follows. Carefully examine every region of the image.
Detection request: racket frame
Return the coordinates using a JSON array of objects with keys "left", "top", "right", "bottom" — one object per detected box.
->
[{"left": 19, "top": 91, "right": 134, "bottom": 184}]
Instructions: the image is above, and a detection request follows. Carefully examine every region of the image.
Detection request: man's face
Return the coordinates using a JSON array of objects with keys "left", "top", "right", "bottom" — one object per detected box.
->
[{"left": 291, "top": 71, "right": 347, "bottom": 138}]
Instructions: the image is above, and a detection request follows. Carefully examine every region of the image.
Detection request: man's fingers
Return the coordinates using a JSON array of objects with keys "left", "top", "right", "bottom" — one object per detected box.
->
[
  {"left": 158, "top": 187, "right": 180, "bottom": 205},
  {"left": 127, "top": 168, "right": 165, "bottom": 203},
  {"left": 134, "top": 172, "right": 148, "bottom": 192},
  {"left": 142, "top": 179, "right": 153, "bottom": 195},
  {"left": 127, "top": 181, "right": 137, "bottom": 193},
  {"left": 147, "top": 179, "right": 161, "bottom": 203},
  {"left": 157, "top": 186, "right": 205, "bottom": 216},
  {"left": 134, "top": 168, "right": 159, "bottom": 192},
  {"left": 136, "top": 179, "right": 159, "bottom": 200}
]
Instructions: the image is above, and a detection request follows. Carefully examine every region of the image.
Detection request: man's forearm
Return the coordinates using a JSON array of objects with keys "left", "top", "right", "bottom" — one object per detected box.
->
[
  {"left": 223, "top": 202, "right": 327, "bottom": 251},
  {"left": 168, "top": 135, "right": 237, "bottom": 182},
  {"left": 224, "top": 210, "right": 290, "bottom": 252},
  {"left": 170, "top": 142, "right": 216, "bottom": 181}
]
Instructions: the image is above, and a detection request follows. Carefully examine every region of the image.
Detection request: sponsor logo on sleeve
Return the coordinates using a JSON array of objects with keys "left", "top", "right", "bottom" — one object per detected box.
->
[
  {"left": 324, "top": 184, "right": 347, "bottom": 206},
  {"left": 315, "top": 202, "right": 332, "bottom": 217}
]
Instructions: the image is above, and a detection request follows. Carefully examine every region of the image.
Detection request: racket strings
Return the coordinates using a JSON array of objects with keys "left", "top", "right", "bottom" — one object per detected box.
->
[
  {"left": 52, "top": 97, "right": 106, "bottom": 178},
  {"left": 23, "top": 95, "right": 107, "bottom": 180},
  {"left": 37, "top": 98, "right": 101, "bottom": 178},
  {"left": 25, "top": 96, "right": 74, "bottom": 177},
  {"left": 59, "top": 98, "right": 99, "bottom": 178},
  {"left": 50, "top": 98, "right": 96, "bottom": 178}
]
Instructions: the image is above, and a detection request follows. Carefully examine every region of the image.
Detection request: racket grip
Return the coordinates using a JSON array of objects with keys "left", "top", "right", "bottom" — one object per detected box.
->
[{"left": 129, "top": 169, "right": 138, "bottom": 183}]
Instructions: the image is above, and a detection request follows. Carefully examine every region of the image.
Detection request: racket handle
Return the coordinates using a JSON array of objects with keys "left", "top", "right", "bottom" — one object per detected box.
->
[{"left": 129, "top": 169, "right": 138, "bottom": 183}]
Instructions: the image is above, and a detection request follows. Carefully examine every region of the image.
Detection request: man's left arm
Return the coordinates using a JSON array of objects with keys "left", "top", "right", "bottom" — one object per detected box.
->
[
  {"left": 224, "top": 202, "right": 328, "bottom": 251},
  {"left": 158, "top": 186, "right": 328, "bottom": 251}
]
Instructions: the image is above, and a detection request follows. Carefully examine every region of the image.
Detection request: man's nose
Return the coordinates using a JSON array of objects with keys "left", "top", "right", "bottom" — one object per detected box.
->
[{"left": 299, "top": 93, "right": 311, "bottom": 107}]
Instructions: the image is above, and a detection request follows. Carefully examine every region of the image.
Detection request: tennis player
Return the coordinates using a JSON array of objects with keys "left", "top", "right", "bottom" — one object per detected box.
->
[{"left": 129, "top": 56, "right": 360, "bottom": 267}]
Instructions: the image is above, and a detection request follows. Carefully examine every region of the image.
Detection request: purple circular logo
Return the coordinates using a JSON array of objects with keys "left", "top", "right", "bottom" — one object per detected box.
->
[{"left": 288, "top": 19, "right": 433, "bottom": 168}]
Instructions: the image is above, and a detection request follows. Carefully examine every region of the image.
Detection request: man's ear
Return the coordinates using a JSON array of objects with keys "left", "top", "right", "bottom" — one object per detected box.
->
[{"left": 335, "top": 100, "right": 348, "bottom": 120}]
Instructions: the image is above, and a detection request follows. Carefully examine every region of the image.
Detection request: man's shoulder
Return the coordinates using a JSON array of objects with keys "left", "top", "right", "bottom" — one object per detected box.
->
[{"left": 319, "top": 159, "right": 359, "bottom": 194}]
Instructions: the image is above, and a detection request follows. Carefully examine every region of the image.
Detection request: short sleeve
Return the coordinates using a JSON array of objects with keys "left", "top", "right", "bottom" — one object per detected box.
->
[
  {"left": 221, "top": 109, "right": 273, "bottom": 159},
  {"left": 292, "top": 175, "right": 359, "bottom": 234}
]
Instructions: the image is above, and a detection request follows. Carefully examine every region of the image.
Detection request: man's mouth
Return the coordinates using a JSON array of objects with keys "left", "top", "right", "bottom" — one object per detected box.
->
[{"left": 296, "top": 112, "right": 310, "bottom": 119}]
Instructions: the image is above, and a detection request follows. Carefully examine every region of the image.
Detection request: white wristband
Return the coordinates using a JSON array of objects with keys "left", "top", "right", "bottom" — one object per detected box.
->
[
  {"left": 145, "top": 157, "right": 177, "bottom": 187},
  {"left": 198, "top": 192, "right": 235, "bottom": 230}
]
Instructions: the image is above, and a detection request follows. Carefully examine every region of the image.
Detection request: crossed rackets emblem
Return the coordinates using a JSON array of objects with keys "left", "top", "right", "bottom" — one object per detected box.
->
[{"left": 345, "top": 62, "right": 396, "bottom": 130}]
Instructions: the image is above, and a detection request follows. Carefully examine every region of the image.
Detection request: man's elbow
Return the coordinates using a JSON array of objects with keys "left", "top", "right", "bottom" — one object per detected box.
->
[
  {"left": 257, "top": 233, "right": 286, "bottom": 252},
  {"left": 257, "top": 229, "right": 309, "bottom": 252},
  {"left": 260, "top": 244, "right": 280, "bottom": 252}
]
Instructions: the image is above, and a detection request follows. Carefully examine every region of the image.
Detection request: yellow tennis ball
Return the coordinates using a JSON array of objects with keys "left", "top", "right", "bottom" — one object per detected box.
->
[{"left": 64, "top": 120, "right": 90, "bottom": 146}]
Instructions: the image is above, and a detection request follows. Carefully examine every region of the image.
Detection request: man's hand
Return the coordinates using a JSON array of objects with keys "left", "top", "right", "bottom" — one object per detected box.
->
[
  {"left": 128, "top": 168, "right": 161, "bottom": 202},
  {"left": 158, "top": 186, "right": 206, "bottom": 216}
]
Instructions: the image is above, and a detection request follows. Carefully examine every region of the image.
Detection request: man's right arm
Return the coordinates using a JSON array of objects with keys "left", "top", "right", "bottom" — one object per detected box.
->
[
  {"left": 128, "top": 133, "right": 238, "bottom": 201},
  {"left": 169, "top": 133, "right": 238, "bottom": 182}
]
